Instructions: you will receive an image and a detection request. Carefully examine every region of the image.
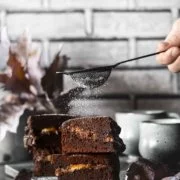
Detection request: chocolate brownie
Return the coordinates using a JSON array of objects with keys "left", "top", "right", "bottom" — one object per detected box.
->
[
  {"left": 57, "top": 166, "right": 115, "bottom": 180},
  {"left": 34, "top": 154, "right": 120, "bottom": 180},
  {"left": 61, "top": 116, "right": 125, "bottom": 154},
  {"left": 24, "top": 114, "right": 77, "bottom": 156},
  {"left": 126, "top": 158, "right": 169, "bottom": 180},
  {"left": 24, "top": 133, "right": 60, "bottom": 154}
]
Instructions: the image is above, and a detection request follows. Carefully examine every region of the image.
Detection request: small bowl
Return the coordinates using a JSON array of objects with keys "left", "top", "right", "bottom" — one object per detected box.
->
[
  {"left": 115, "top": 110, "right": 179, "bottom": 156},
  {"left": 139, "top": 119, "right": 180, "bottom": 164}
]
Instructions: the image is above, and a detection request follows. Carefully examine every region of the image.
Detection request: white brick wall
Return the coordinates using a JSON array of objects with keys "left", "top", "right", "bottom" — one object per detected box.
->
[
  {"left": 137, "top": 0, "right": 180, "bottom": 9},
  {"left": 0, "top": 0, "right": 41, "bottom": 10},
  {"left": 1, "top": 0, "right": 180, "bottom": 113},
  {"left": 136, "top": 39, "right": 163, "bottom": 66},
  {"left": 50, "top": 0, "right": 128, "bottom": 10},
  {"left": 50, "top": 41, "right": 129, "bottom": 67},
  {"left": 137, "top": 98, "right": 180, "bottom": 114},
  {"left": 94, "top": 12, "right": 172, "bottom": 38},
  {"left": 7, "top": 13, "right": 85, "bottom": 40}
]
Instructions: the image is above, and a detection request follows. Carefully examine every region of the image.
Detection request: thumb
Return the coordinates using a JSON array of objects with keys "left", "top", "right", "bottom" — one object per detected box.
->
[
  {"left": 157, "top": 41, "right": 171, "bottom": 52},
  {"left": 165, "top": 19, "right": 180, "bottom": 46}
]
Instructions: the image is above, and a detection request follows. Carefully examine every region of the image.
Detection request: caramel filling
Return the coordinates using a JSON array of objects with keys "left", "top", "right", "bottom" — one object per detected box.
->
[
  {"left": 68, "top": 126, "right": 114, "bottom": 142},
  {"left": 41, "top": 127, "right": 58, "bottom": 135},
  {"left": 45, "top": 155, "right": 53, "bottom": 162},
  {"left": 104, "top": 136, "right": 113, "bottom": 142},
  {"left": 55, "top": 164, "right": 93, "bottom": 176},
  {"left": 69, "top": 127, "right": 97, "bottom": 140}
]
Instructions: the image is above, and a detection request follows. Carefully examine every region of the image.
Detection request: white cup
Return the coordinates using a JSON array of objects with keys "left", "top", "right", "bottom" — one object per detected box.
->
[
  {"left": 139, "top": 119, "right": 180, "bottom": 164},
  {"left": 115, "top": 110, "right": 178, "bottom": 156}
]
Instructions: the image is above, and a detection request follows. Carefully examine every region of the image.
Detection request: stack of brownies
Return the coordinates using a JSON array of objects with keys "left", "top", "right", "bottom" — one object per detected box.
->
[{"left": 24, "top": 114, "right": 126, "bottom": 180}]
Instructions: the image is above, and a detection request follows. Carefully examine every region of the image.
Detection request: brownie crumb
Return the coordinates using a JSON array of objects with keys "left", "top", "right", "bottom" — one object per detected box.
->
[{"left": 126, "top": 158, "right": 170, "bottom": 180}]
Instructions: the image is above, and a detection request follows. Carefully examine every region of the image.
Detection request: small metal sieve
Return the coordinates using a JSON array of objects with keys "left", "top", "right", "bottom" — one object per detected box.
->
[{"left": 57, "top": 51, "right": 165, "bottom": 89}]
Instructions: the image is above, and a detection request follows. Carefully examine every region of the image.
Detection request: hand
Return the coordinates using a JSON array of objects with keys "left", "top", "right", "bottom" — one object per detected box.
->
[{"left": 156, "top": 19, "right": 180, "bottom": 72}]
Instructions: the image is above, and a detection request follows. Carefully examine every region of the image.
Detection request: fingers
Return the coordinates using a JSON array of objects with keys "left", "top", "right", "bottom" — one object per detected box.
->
[
  {"left": 156, "top": 41, "right": 170, "bottom": 64},
  {"left": 156, "top": 44, "right": 180, "bottom": 65},
  {"left": 157, "top": 41, "right": 170, "bottom": 51},
  {"left": 156, "top": 19, "right": 180, "bottom": 70},
  {"left": 166, "top": 19, "right": 180, "bottom": 46},
  {"left": 168, "top": 55, "right": 180, "bottom": 73}
]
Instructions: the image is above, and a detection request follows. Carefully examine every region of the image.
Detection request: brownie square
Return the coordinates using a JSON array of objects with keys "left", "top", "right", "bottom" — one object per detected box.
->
[
  {"left": 61, "top": 116, "right": 125, "bottom": 154},
  {"left": 24, "top": 114, "right": 78, "bottom": 157},
  {"left": 34, "top": 154, "right": 120, "bottom": 180}
]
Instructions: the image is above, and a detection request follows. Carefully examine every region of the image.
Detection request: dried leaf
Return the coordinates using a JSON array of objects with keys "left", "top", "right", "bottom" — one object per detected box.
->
[
  {"left": 36, "top": 94, "right": 57, "bottom": 113},
  {"left": 0, "top": 29, "right": 79, "bottom": 141},
  {"left": 26, "top": 46, "right": 44, "bottom": 94},
  {"left": 0, "top": 73, "right": 9, "bottom": 84},
  {"left": 11, "top": 29, "right": 44, "bottom": 94},
  {"left": 41, "top": 51, "right": 69, "bottom": 98},
  {"left": 0, "top": 51, "right": 32, "bottom": 93}
]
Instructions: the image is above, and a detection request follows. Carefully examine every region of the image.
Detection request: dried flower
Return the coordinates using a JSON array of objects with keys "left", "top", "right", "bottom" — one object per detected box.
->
[{"left": 0, "top": 27, "right": 84, "bottom": 141}]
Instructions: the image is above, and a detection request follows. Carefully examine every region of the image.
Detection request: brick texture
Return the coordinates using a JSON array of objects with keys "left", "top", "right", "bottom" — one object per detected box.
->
[
  {"left": 50, "top": 41, "right": 129, "bottom": 68},
  {"left": 1, "top": 1, "right": 180, "bottom": 117},
  {"left": 137, "top": 0, "right": 180, "bottom": 9},
  {"left": 137, "top": 39, "right": 163, "bottom": 66},
  {"left": 0, "top": 0, "right": 41, "bottom": 10},
  {"left": 50, "top": 0, "right": 127, "bottom": 9},
  {"left": 137, "top": 98, "right": 180, "bottom": 114},
  {"left": 63, "top": 69, "right": 176, "bottom": 95},
  {"left": 94, "top": 12, "right": 171, "bottom": 38},
  {"left": 69, "top": 99, "right": 132, "bottom": 118},
  {"left": 7, "top": 13, "right": 85, "bottom": 40}
]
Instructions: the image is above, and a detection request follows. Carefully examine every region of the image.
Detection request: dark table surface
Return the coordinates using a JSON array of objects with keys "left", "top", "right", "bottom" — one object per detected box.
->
[{"left": 0, "top": 166, "right": 12, "bottom": 180}]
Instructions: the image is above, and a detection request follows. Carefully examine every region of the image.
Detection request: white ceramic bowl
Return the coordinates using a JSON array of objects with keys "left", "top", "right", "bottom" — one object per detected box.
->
[
  {"left": 139, "top": 119, "right": 180, "bottom": 164},
  {"left": 115, "top": 110, "right": 179, "bottom": 156}
]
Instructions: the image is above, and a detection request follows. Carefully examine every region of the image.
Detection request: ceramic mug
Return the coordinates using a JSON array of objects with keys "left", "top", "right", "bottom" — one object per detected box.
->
[
  {"left": 139, "top": 119, "right": 180, "bottom": 164},
  {"left": 115, "top": 110, "right": 179, "bottom": 156}
]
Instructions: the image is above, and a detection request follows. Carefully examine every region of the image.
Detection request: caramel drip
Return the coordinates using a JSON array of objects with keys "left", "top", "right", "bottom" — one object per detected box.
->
[
  {"left": 41, "top": 127, "right": 58, "bottom": 135},
  {"left": 55, "top": 164, "right": 106, "bottom": 176}
]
